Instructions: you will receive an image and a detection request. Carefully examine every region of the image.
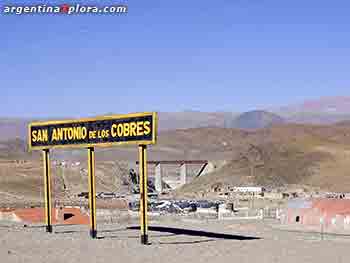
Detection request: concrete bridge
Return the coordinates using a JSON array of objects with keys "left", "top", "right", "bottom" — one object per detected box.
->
[{"left": 135, "top": 160, "right": 212, "bottom": 192}]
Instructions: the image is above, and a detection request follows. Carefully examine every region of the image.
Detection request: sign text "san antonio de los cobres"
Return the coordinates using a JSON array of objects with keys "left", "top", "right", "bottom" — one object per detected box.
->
[{"left": 28, "top": 112, "right": 157, "bottom": 150}]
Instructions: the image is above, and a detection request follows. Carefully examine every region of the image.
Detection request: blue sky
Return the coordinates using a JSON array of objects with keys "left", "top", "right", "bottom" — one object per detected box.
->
[{"left": 1, "top": 0, "right": 350, "bottom": 117}]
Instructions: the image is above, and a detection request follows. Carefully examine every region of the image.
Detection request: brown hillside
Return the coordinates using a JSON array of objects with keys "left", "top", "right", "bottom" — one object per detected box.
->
[
  {"left": 178, "top": 124, "right": 350, "bottom": 193},
  {"left": 2, "top": 123, "right": 350, "bottom": 203}
]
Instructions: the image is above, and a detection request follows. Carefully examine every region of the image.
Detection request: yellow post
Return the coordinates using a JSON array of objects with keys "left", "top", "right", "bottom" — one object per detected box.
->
[
  {"left": 88, "top": 147, "right": 97, "bottom": 239},
  {"left": 139, "top": 145, "right": 149, "bottom": 244},
  {"left": 43, "top": 149, "right": 52, "bottom": 233}
]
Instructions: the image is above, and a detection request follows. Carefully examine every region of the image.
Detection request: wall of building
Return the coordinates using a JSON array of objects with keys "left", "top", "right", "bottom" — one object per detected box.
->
[{"left": 281, "top": 198, "right": 350, "bottom": 230}]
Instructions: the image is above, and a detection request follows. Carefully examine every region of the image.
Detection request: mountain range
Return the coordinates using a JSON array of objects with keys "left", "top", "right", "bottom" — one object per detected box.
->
[
  {"left": 2, "top": 96, "right": 350, "bottom": 141},
  {"left": 3, "top": 96, "right": 350, "bottom": 199}
]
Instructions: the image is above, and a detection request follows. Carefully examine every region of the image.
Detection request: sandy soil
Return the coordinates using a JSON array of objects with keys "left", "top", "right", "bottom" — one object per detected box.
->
[{"left": 1, "top": 218, "right": 350, "bottom": 263}]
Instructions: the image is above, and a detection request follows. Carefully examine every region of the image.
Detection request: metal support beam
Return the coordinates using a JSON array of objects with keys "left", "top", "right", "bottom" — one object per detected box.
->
[
  {"left": 43, "top": 149, "right": 52, "bottom": 233},
  {"left": 88, "top": 147, "right": 97, "bottom": 239},
  {"left": 196, "top": 162, "right": 208, "bottom": 177},
  {"left": 136, "top": 160, "right": 208, "bottom": 165},
  {"left": 139, "top": 145, "right": 149, "bottom": 245}
]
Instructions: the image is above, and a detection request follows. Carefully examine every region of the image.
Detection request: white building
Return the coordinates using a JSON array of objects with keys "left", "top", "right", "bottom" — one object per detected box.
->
[{"left": 231, "top": 187, "right": 264, "bottom": 194}]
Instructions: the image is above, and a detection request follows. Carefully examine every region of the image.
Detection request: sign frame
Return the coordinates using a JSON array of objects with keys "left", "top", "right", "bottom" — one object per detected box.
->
[
  {"left": 28, "top": 112, "right": 157, "bottom": 151},
  {"left": 28, "top": 111, "right": 157, "bottom": 244}
]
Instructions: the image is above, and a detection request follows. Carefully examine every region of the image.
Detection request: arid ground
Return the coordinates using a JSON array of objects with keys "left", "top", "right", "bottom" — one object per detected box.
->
[{"left": 1, "top": 218, "right": 350, "bottom": 263}]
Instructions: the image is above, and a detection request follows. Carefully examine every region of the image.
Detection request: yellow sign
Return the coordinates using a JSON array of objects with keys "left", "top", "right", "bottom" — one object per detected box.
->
[{"left": 28, "top": 112, "right": 157, "bottom": 150}]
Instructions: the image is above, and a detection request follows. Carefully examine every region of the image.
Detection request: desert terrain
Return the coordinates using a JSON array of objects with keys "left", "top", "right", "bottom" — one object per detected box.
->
[
  {"left": 2, "top": 107, "right": 350, "bottom": 262},
  {"left": 3, "top": 118, "right": 350, "bottom": 205},
  {"left": 1, "top": 218, "right": 350, "bottom": 263}
]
